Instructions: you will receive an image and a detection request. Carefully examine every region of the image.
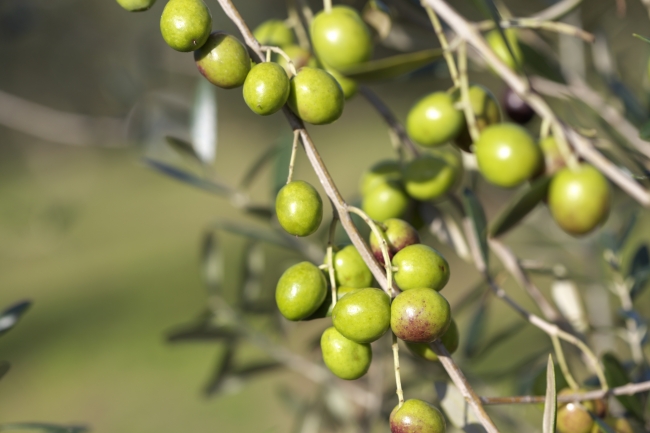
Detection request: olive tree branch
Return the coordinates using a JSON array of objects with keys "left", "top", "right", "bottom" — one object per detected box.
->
[
  {"left": 481, "top": 380, "right": 650, "bottom": 405},
  {"left": 476, "top": 18, "right": 594, "bottom": 42},
  {"left": 530, "top": 0, "right": 584, "bottom": 21}
]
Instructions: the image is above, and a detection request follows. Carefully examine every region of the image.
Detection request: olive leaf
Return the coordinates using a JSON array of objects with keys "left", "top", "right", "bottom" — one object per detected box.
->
[
  {"left": 602, "top": 353, "right": 645, "bottom": 420},
  {"left": 628, "top": 244, "right": 650, "bottom": 300},
  {"left": 165, "top": 135, "right": 203, "bottom": 163},
  {"left": 470, "top": 322, "right": 523, "bottom": 359},
  {"left": 337, "top": 49, "right": 442, "bottom": 81},
  {"left": 190, "top": 78, "right": 217, "bottom": 164},
  {"left": 239, "top": 145, "right": 281, "bottom": 190},
  {"left": 542, "top": 355, "right": 557, "bottom": 433},
  {"left": 519, "top": 42, "right": 564, "bottom": 82},
  {"left": 462, "top": 188, "right": 489, "bottom": 269},
  {"left": 142, "top": 158, "right": 234, "bottom": 197},
  {"left": 201, "top": 231, "right": 223, "bottom": 295},
  {"left": 0, "top": 424, "right": 88, "bottom": 433},
  {"left": 204, "top": 339, "right": 238, "bottom": 396},
  {"left": 633, "top": 33, "right": 650, "bottom": 45},
  {"left": 0, "top": 300, "right": 32, "bottom": 338},
  {"left": 639, "top": 120, "right": 650, "bottom": 141},
  {"left": 489, "top": 176, "right": 551, "bottom": 238},
  {"left": 590, "top": 416, "right": 616, "bottom": 433}
]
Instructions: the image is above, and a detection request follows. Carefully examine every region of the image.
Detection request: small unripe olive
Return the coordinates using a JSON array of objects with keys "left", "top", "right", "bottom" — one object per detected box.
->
[
  {"left": 276, "top": 261, "right": 327, "bottom": 321},
  {"left": 253, "top": 19, "right": 295, "bottom": 47},
  {"left": 243, "top": 62, "right": 290, "bottom": 116},
  {"left": 160, "top": 0, "right": 212, "bottom": 52},
  {"left": 195, "top": 32, "right": 251, "bottom": 89},
  {"left": 392, "top": 244, "right": 450, "bottom": 291},
  {"left": 332, "top": 245, "right": 372, "bottom": 288},
  {"left": 306, "top": 286, "right": 359, "bottom": 320},
  {"left": 360, "top": 160, "right": 401, "bottom": 196},
  {"left": 475, "top": 123, "right": 543, "bottom": 188},
  {"left": 311, "top": 6, "right": 373, "bottom": 69},
  {"left": 277, "top": 45, "right": 318, "bottom": 75},
  {"left": 326, "top": 67, "right": 358, "bottom": 99},
  {"left": 362, "top": 180, "right": 409, "bottom": 222},
  {"left": 548, "top": 164, "right": 610, "bottom": 236},
  {"left": 288, "top": 67, "right": 344, "bottom": 125},
  {"left": 406, "top": 92, "right": 464, "bottom": 147},
  {"left": 369, "top": 218, "right": 420, "bottom": 265},
  {"left": 116, "top": 0, "right": 156, "bottom": 12},
  {"left": 332, "top": 288, "right": 391, "bottom": 343},
  {"left": 540, "top": 136, "right": 566, "bottom": 175},
  {"left": 276, "top": 180, "right": 323, "bottom": 237},
  {"left": 503, "top": 87, "right": 535, "bottom": 124},
  {"left": 455, "top": 85, "right": 502, "bottom": 153},
  {"left": 406, "top": 318, "right": 459, "bottom": 362},
  {"left": 486, "top": 29, "right": 523, "bottom": 70},
  {"left": 402, "top": 150, "right": 462, "bottom": 200},
  {"left": 391, "top": 288, "right": 451, "bottom": 343},
  {"left": 389, "top": 399, "right": 446, "bottom": 433},
  {"left": 557, "top": 388, "right": 607, "bottom": 433},
  {"left": 321, "top": 326, "right": 372, "bottom": 380}
]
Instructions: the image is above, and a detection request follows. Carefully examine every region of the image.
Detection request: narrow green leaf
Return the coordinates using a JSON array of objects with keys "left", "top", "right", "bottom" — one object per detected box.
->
[
  {"left": 337, "top": 49, "right": 442, "bottom": 81},
  {"left": 590, "top": 416, "right": 616, "bottom": 433},
  {"left": 519, "top": 42, "right": 564, "bottom": 82},
  {"left": 0, "top": 361, "right": 10, "bottom": 381},
  {"left": 639, "top": 121, "right": 650, "bottom": 141},
  {"left": 0, "top": 300, "right": 31, "bottom": 337},
  {"left": 165, "top": 135, "right": 202, "bottom": 163},
  {"left": 463, "top": 297, "right": 489, "bottom": 358},
  {"left": 462, "top": 188, "right": 489, "bottom": 268},
  {"left": 616, "top": 212, "right": 638, "bottom": 250},
  {"left": 204, "top": 340, "right": 238, "bottom": 396},
  {"left": 142, "top": 158, "right": 234, "bottom": 197},
  {"left": 489, "top": 176, "right": 551, "bottom": 237},
  {"left": 201, "top": 231, "right": 223, "bottom": 295},
  {"left": 480, "top": 0, "right": 521, "bottom": 72},
  {"left": 542, "top": 355, "right": 557, "bottom": 433},
  {"left": 602, "top": 353, "right": 645, "bottom": 420},
  {"left": 629, "top": 244, "right": 650, "bottom": 299},
  {"left": 191, "top": 78, "right": 217, "bottom": 164},
  {"left": 208, "top": 220, "right": 292, "bottom": 249},
  {"left": 633, "top": 33, "right": 650, "bottom": 44},
  {"left": 233, "top": 361, "right": 282, "bottom": 377},
  {"left": 239, "top": 145, "right": 281, "bottom": 190},
  {"left": 472, "top": 322, "right": 523, "bottom": 359},
  {"left": 0, "top": 424, "right": 88, "bottom": 433}
]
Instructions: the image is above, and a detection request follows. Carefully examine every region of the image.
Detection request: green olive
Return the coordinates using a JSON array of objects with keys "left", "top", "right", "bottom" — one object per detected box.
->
[
  {"left": 194, "top": 32, "right": 251, "bottom": 89},
  {"left": 253, "top": 19, "right": 295, "bottom": 47},
  {"left": 389, "top": 399, "right": 446, "bottom": 433},
  {"left": 332, "top": 288, "right": 390, "bottom": 343},
  {"left": 332, "top": 245, "right": 372, "bottom": 288},
  {"left": 548, "top": 164, "right": 610, "bottom": 236},
  {"left": 276, "top": 180, "right": 323, "bottom": 237},
  {"left": 361, "top": 180, "right": 409, "bottom": 222},
  {"left": 406, "top": 318, "right": 459, "bottom": 362},
  {"left": 305, "top": 286, "right": 359, "bottom": 320},
  {"left": 243, "top": 62, "right": 290, "bottom": 115},
  {"left": 392, "top": 244, "right": 450, "bottom": 291},
  {"left": 321, "top": 326, "right": 372, "bottom": 380},
  {"left": 311, "top": 6, "right": 373, "bottom": 69},
  {"left": 556, "top": 388, "right": 607, "bottom": 433},
  {"left": 391, "top": 288, "right": 451, "bottom": 342},
  {"left": 402, "top": 150, "right": 463, "bottom": 200},
  {"left": 455, "top": 85, "right": 501, "bottom": 153},
  {"left": 325, "top": 67, "right": 358, "bottom": 99},
  {"left": 359, "top": 160, "right": 402, "bottom": 196},
  {"left": 160, "top": 0, "right": 212, "bottom": 52},
  {"left": 116, "top": 0, "right": 156, "bottom": 11},
  {"left": 406, "top": 92, "right": 465, "bottom": 147},
  {"left": 475, "top": 123, "right": 543, "bottom": 188},
  {"left": 486, "top": 29, "right": 523, "bottom": 70},
  {"left": 369, "top": 218, "right": 420, "bottom": 265},
  {"left": 276, "top": 261, "right": 327, "bottom": 321},
  {"left": 287, "top": 67, "right": 344, "bottom": 125}
]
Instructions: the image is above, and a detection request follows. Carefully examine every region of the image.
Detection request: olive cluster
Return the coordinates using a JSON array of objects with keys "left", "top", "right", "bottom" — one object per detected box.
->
[
  {"left": 553, "top": 388, "right": 635, "bottom": 433},
  {"left": 275, "top": 178, "right": 456, "bottom": 432}
]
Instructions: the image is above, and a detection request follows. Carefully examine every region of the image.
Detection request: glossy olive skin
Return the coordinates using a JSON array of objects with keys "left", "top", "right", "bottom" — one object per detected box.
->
[
  {"left": 369, "top": 218, "right": 420, "bottom": 265},
  {"left": 455, "top": 85, "right": 502, "bottom": 152},
  {"left": 475, "top": 123, "right": 543, "bottom": 188},
  {"left": 306, "top": 286, "right": 358, "bottom": 320},
  {"left": 391, "top": 288, "right": 451, "bottom": 343},
  {"left": 406, "top": 318, "right": 459, "bottom": 362},
  {"left": 253, "top": 19, "right": 295, "bottom": 47},
  {"left": 486, "top": 29, "right": 523, "bottom": 70},
  {"left": 321, "top": 326, "right": 372, "bottom": 380},
  {"left": 311, "top": 6, "right": 373, "bottom": 69},
  {"left": 392, "top": 244, "right": 450, "bottom": 291},
  {"left": 402, "top": 150, "right": 462, "bottom": 201},
  {"left": 276, "top": 262, "right": 327, "bottom": 321},
  {"left": 390, "top": 399, "right": 446, "bottom": 433},
  {"left": 288, "top": 67, "right": 344, "bottom": 125},
  {"left": 195, "top": 32, "right": 251, "bottom": 89},
  {"left": 243, "top": 62, "right": 290, "bottom": 115},
  {"left": 557, "top": 388, "right": 607, "bottom": 433},
  {"left": 362, "top": 180, "right": 409, "bottom": 222},
  {"left": 406, "top": 92, "right": 464, "bottom": 147},
  {"left": 277, "top": 45, "right": 318, "bottom": 74},
  {"left": 276, "top": 180, "right": 323, "bottom": 236},
  {"left": 548, "top": 164, "right": 610, "bottom": 236},
  {"left": 540, "top": 136, "right": 566, "bottom": 175},
  {"left": 160, "top": 0, "right": 212, "bottom": 52},
  {"left": 116, "top": 0, "right": 155, "bottom": 11},
  {"left": 503, "top": 87, "right": 535, "bottom": 124},
  {"left": 332, "top": 288, "right": 391, "bottom": 343},
  {"left": 332, "top": 245, "right": 372, "bottom": 288},
  {"left": 360, "top": 160, "right": 402, "bottom": 196}
]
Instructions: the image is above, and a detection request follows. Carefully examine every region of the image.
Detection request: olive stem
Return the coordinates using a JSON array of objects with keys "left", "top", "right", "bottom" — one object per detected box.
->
[
  {"left": 423, "top": 5, "right": 460, "bottom": 87},
  {"left": 260, "top": 45, "right": 297, "bottom": 76},
  {"left": 286, "top": 130, "right": 300, "bottom": 184},
  {"left": 323, "top": 0, "right": 331, "bottom": 13},
  {"left": 327, "top": 215, "right": 339, "bottom": 307},
  {"left": 392, "top": 333, "right": 405, "bottom": 408},
  {"left": 551, "top": 334, "right": 580, "bottom": 390},
  {"left": 540, "top": 116, "right": 551, "bottom": 139},
  {"left": 457, "top": 40, "right": 480, "bottom": 143},
  {"left": 286, "top": 0, "right": 311, "bottom": 50}
]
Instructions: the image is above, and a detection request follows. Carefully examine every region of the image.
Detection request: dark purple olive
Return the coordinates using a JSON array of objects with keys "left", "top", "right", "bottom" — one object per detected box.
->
[{"left": 503, "top": 88, "right": 535, "bottom": 124}]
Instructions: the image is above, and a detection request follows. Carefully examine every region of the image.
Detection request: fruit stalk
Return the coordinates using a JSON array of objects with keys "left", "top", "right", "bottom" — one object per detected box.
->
[
  {"left": 286, "top": 130, "right": 300, "bottom": 184},
  {"left": 326, "top": 217, "right": 338, "bottom": 307},
  {"left": 551, "top": 334, "right": 580, "bottom": 390},
  {"left": 391, "top": 333, "right": 405, "bottom": 408},
  {"left": 457, "top": 41, "right": 480, "bottom": 143}
]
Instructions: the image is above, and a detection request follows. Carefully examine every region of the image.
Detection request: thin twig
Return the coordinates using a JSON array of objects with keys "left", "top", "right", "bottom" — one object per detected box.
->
[
  {"left": 260, "top": 45, "right": 297, "bottom": 76},
  {"left": 530, "top": 0, "right": 584, "bottom": 21},
  {"left": 458, "top": 41, "right": 480, "bottom": 142},
  {"left": 286, "top": 130, "right": 300, "bottom": 184},
  {"left": 551, "top": 334, "right": 580, "bottom": 390},
  {"left": 327, "top": 214, "right": 338, "bottom": 307},
  {"left": 424, "top": 5, "right": 460, "bottom": 87},
  {"left": 476, "top": 18, "right": 594, "bottom": 42},
  {"left": 392, "top": 333, "right": 405, "bottom": 407},
  {"left": 481, "top": 380, "right": 650, "bottom": 405}
]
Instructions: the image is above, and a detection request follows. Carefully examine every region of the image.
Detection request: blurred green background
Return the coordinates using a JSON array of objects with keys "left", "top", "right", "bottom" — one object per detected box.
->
[{"left": 1, "top": 0, "right": 650, "bottom": 431}]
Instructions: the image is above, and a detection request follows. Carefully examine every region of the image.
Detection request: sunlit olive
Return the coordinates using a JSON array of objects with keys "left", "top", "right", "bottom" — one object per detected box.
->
[
  {"left": 406, "top": 92, "right": 464, "bottom": 147},
  {"left": 276, "top": 261, "right": 327, "bottom": 321},
  {"left": 321, "top": 326, "right": 372, "bottom": 380},
  {"left": 389, "top": 399, "right": 446, "bottom": 433},
  {"left": 194, "top": 32, "right": 251, "bottom": 89},
  {"left": 276, "top": 180, "right": 323, "bottom": 236},
  {"left": 362, "top": 180, "right": 409, "bottom": 222},
  {"left": 160, "top": 0, "right": 212, "bottom": 52}
]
